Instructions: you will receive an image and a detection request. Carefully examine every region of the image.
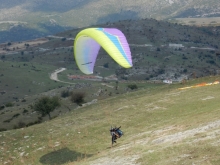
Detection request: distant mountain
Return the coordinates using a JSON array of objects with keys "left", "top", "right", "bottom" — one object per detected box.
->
[{"left": 0, "top": 0, "right": 219, "bottom": 43}]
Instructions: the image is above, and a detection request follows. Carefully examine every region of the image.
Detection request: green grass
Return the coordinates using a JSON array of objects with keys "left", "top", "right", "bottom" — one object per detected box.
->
[
  {"left": 0, "top": 76, "right": 220, "bottom": 164},
  {"left": 0, "top": 60, "right": 64, "bottom": 104}
]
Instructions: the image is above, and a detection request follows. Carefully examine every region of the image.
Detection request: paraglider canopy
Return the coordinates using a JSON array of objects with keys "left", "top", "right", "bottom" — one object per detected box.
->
[{"left": 74, "top": 28, "right": 132, "bottom": 74}]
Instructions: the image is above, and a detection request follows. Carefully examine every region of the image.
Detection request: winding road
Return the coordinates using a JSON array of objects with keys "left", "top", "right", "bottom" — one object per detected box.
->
[
  {"left": 49, "top": 68, "right": 75, "bottom": 85},
  {"left": 49, "top": 68, "right": 115, "bottom": 88}
]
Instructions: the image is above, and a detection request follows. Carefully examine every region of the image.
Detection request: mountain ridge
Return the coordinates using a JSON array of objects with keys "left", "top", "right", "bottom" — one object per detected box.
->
[{"left": 0, "top": 0, "right": 220, "bottom": 43}]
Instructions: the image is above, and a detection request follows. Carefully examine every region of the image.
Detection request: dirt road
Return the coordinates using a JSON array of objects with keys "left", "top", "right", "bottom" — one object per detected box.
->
[{"left": 49, "top": 68, "right": 75, "bottom": 85}]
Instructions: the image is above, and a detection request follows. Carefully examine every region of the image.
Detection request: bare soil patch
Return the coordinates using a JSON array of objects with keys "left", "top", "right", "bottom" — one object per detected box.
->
[{"left": 0, "top": 38, "right": 49, "bottom": 54}]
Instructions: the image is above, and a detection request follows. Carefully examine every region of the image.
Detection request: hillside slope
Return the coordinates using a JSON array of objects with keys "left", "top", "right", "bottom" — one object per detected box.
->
[
  {"left": 0, "top": 76, "right": 220, "bottom": 164},
  {"left": 1, "top": 17, "right": 220, "bottom": 105}
]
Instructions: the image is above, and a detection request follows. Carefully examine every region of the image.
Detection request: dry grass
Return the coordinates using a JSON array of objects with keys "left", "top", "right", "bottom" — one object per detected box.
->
[
  {"left": 0, "top": 38, "right": 49, "bottom": 54},
  {"left": 174, "top": 17, "right": 220, "bottom": 26}
]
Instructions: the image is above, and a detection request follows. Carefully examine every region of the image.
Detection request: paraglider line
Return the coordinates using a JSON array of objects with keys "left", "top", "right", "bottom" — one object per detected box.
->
[{"left": 81, "top": 62, "right": 92, "bottom": 65}]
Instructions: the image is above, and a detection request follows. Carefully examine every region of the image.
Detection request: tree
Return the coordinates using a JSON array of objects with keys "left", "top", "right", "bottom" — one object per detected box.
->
[
  {"left": 70, "top": 92, "right": 86, "bottom": 105},
  {"left": 34, "top": 96, "right": 60, "bottom": 119}
]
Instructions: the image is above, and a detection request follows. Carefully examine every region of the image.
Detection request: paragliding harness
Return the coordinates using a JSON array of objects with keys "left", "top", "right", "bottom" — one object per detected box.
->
[{"left": 110, "top": 126, "right": 123, "bottom": 146}]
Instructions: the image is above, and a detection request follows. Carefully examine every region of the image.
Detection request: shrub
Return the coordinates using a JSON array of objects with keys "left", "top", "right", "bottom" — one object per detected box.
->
[
  {"left": 0, "top": 128, "right": 7, "bottom": 132},
  {"left": 26, "top": 122, "right": 34, "bottom": 127},
  {"left": 4, "top": 118, "right": 12, "bottom": 123},
  {"left": 61, "top": 90, "right": 70, "bottom": 98},
  {"left": 207, "top": 60, "right": 215, "bottom": 64},
  {"left": 5, "top": 102, "right": 14, "bottom": 107},
  {"left": 103, "top": 63, "right": 109, "bottom": 68},
  {"left": 183, "top": 69, "right": 188, "bottom": 73},
  {"left": 158, "top": 69, "right": 165, "bottom": 74},
  {"left": 70, "top": 92, "right": 86, "bottom": 105},
  {"left": 13, "top": 113, "right": 20, "bottom": 118},
  {"left": 127, "top": 84, "right": 138, "bottom": 90},
  {"left": 13, "top": 125, "right": 18, "bottom": 129},
  {"left": 23, "top": 109, "right": 28, "bottom": 113},
  {"left": 0, "top": 105, "right": 5, "bottom": 110},
  {"left": 16, "top": 121, "right": 26, "bottom": 128}
]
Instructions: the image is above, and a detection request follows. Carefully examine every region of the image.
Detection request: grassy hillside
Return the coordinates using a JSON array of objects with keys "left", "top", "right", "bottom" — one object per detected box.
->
[
  {"left": 0, "top": 76, "right": 220, "bottom": 164},
  {"left": 0, "top": 60, "right": 62, "bottom": 103},
  {"left": 1, "top": 17, "right": 220, "bottom": 134}
]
